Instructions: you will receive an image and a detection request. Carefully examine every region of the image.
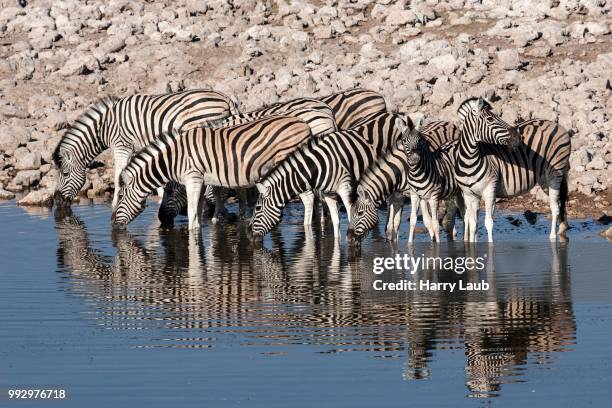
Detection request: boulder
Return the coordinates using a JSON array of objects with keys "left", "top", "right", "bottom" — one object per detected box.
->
[
  {"left": 14, "top": 151, "right": 41, "bottom": 171},
  {"left": 428, "top": 53, "right": 457, "bottom": 75},
  {"left": 17, "top": 189, "right": 54, "bottom": 207},
  {"left": 0, "top": 188, "right": 15, "bottom": 200},
  {"left": 497, "top": 49, "right": 521, "bottom": 70}
]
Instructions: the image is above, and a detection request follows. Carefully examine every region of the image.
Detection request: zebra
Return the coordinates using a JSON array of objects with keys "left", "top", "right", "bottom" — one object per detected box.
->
[
  {"left": 346, "top": 121, "right": 460, "bottom": 244},
  {"left": 319, "top": 88, "right": 387, "bottom": 129},
  {"left": 400, "top": 122, "right": 463, "bottom": 242},
  {"left": 249, "top": 112, "right": 411, "bottom": 239},
  {"left": 155, "top": 98, "right": 339, "bottom": 224},
  {"left": 112, "top": 115, "right": 312, "bottom": 231},
  {"left": 455, "top": 97, "right": 571, "bottom": 242},
  {"left": 52, "top": 89, "right": 237, "bottom": 210}
]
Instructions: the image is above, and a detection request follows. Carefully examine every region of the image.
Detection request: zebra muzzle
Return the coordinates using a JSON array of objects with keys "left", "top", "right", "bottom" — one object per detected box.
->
[
  {"left": 346, "top": 228, "right": 363, "bottom": 245},
  {"left": 53, "top": 191, "right": 72, "bottom": 209}
]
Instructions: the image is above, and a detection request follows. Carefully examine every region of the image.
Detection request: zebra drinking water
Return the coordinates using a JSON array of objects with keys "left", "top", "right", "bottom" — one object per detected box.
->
[
  {"left": 455, "top": 97, "right": 571, "bottom": 242},
  {"left": 112, "top": 116, "right": 312, "bottom": 231},
  {"left": 347, "top": 121, "right": 460, "bottom": 244},
  {"left": 52, "top": 89, "right": 237, "bottom": 210},
  {"left": 249, "top": 112, "right": 411, "bottom": 239}
]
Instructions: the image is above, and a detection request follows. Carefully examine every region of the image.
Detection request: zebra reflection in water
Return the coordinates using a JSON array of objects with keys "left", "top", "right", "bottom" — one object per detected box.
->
[{"left": 54, "top": 212, "right": 575, "bottom": 393}]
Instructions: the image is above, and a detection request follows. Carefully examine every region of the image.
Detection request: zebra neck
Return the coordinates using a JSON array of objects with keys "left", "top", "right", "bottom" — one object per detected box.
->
[
  {"left": 273, "top": 161, "right": 310, "bottom": 203},
  {"left": 458, "top": 125, "right": 483, "bottom": 163},
  {"left": 361, "top": 168, "right": 395, "bottom": 207},
  {"left": 407, "top": 154, "right": 429, "bottom": 178}
]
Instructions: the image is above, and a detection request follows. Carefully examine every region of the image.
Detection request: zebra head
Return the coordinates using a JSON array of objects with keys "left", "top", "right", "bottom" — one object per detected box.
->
[
  {"left": 52, "top": 144, "right": 87, "bottom": 208},
  {"left": 52, "top": 97, "right": 117, "bottom": 208},
  {"left": 249, "top": 182, "right": 283, "bottom": 240},
  {"left": 457, "top": 97, "right": 521, "bottom": 148},
  {"left": 111, "top": 171, "right": 147, "bottom": 228},
  {"left": 401, "top": 117, "right": 426, "bottom": 167},
  {"left": 347, "top": 185, "right": 379, "bottom": 244}
]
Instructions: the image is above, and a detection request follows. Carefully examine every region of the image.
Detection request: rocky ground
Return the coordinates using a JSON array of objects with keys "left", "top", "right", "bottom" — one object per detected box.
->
[{"left": 0, "top": 0, "right": 610, "bottom": 216}]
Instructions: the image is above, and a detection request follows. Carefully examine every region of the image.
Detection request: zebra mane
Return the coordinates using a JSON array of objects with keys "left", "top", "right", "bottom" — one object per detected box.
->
[
  {"left": 202, "top": 117, "right": 229, "bottom": 128},
  {"left": 53, "top": 96, "right": 119, "bottom": 166},
  {"left": 457, "top": 97, "right": 492, "bottom": 122},
  {"left": 122, "top": 130, "right": 179, "bottom": 185}
]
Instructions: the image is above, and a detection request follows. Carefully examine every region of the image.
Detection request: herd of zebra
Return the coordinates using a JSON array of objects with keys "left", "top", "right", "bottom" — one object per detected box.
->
[{"left": 52, "top": 88, "right": 572, "bottom": 243}]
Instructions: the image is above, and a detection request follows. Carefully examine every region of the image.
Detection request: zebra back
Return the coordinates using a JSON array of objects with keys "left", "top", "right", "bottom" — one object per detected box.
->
[
  {"left": 110, "top": 89, "right": 237, "bottom": 149},
  {"left": 420, "top": 121, "right": 461, "bottom": 150},
  {"left": 205, "top": 97, "right": 337, "bottom": 136},
  {"left": 347, "top": 111, "right": 411, "bottom": 155},
  {"left": 183, "top": 115, "right": 313, "bottom": 187},
  {"left": 319, "top": 88, "right": 387, "bottom": 129}
]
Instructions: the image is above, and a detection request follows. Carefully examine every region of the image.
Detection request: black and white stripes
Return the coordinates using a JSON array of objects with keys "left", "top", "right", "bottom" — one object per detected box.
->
[
  {"left": 112, "top": 116, "right": 312, "bottom": 230},
  {"left": 249, "top": 112, "right": 410, "bottom": 238},
  {"left": 53, "top": 89, "right": 237, "bottom": 208},
  {"left": 455, "top": 97, "right": 571, "bottom": 242}
]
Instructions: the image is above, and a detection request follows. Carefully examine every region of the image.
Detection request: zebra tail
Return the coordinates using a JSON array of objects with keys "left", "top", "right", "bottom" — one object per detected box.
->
[{"left": 559, "top": 174, "right": 569, "bottom": 236}]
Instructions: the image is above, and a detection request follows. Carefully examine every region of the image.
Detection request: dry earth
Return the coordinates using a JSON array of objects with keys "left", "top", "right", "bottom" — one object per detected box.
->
[{"left": 0, "top": 0, "right": 610, "bottom": 217}]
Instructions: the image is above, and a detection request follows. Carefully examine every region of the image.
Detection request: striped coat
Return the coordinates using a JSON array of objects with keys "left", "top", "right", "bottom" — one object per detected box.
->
[
  {"left": 112, "top": 116, "right": 312, "bottom": 230},
  {"left": 250, "top": 113, "right": 411, "bottom": 238},
  {"left": 347, "top": 121, "right": 460, "bottom": 243},
  {"left": 52, "top": 89, "right": 236, "bottom": 209},
  {"left": 319, "top": 88, "right": 387, "bottom": 129},
  {"left": 455, "top": 97, "right": 571, "bottom": 242}
]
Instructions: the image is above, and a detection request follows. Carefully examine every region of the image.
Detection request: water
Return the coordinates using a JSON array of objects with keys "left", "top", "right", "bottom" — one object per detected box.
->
[{"left": 1, "top": 200, "right": 611, "bottom": 407}]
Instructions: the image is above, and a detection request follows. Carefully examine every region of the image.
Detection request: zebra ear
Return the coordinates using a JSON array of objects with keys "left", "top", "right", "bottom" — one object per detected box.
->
[
  {"left": 255, "top": 182, "right": 266, "bottom": 195},
  {"left": 477, "top": 96, "right": 491, "bottom": 112},
  {"left": 256, "top": 182, "right": 271, "bottom": 197}
]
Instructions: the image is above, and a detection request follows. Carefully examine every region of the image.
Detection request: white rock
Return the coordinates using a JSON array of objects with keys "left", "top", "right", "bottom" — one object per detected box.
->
[
  {"left": 14, "top": 151, "right": 41, "bottom": 171},
  {"left": 0, "top": 188, "right": 15, "bottom": 200},
  {"left": 497, "top": 49, "right": 521, "bottom": 70},
  {"left": 17, "top": 189, "right": 54, "bottom": 207},
  {"left": 13, "top": 169, "right": 42, "bottom": 187},
  {"left": 429, "top": 54, "right": 457, "bottom": 75}
]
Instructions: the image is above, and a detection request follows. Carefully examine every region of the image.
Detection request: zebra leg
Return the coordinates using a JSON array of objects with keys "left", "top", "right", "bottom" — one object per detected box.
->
[
  {"left": 211, "top": 187, "right": 231, "bottom": 224},
  {"left": 323, "top": 195, "right": 340, "bottom": 237},
  {"left": 443, "top": 199, "right": 457, "bottom": 241},
  {"left": 299, "top": 190, "right": 315, "bottom": 228},
  {"left": 338, "top": 184, "right": 353, "bottom": 223},
  {"left": 156, "top": 186, "right": 165, "bottom": 202},
  {"left": 408, "top": 193, "right": 421, "bottom": 244},
  {"left": 385, "top": 199, "right": 396, "bottom": 240},
  {"left": 547, "top": 184, "right": 561, "bottom": 241},
  {"left": 184, "top": 173, "right": 204, "bottom": 232},
  {"left": 558, "top": 175, "right": 569, "bottom": 238},
  {"left": 111, "top": 148, "right": 131, "bottom": 209},
  {"left": 420, "top": 199, "right": 434, "bottom": 241},
  {"left": 386, "top": 194, "right": 404, "bottom": 241},
  {"left": 463, "top": 193, "right": 479, "bottom": 243},
  {"left": 430, "top": 199, "right": 441, "bottom": 243},
  {"left": 482, "top": 184, "right": 496, "bottom": 243}
]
